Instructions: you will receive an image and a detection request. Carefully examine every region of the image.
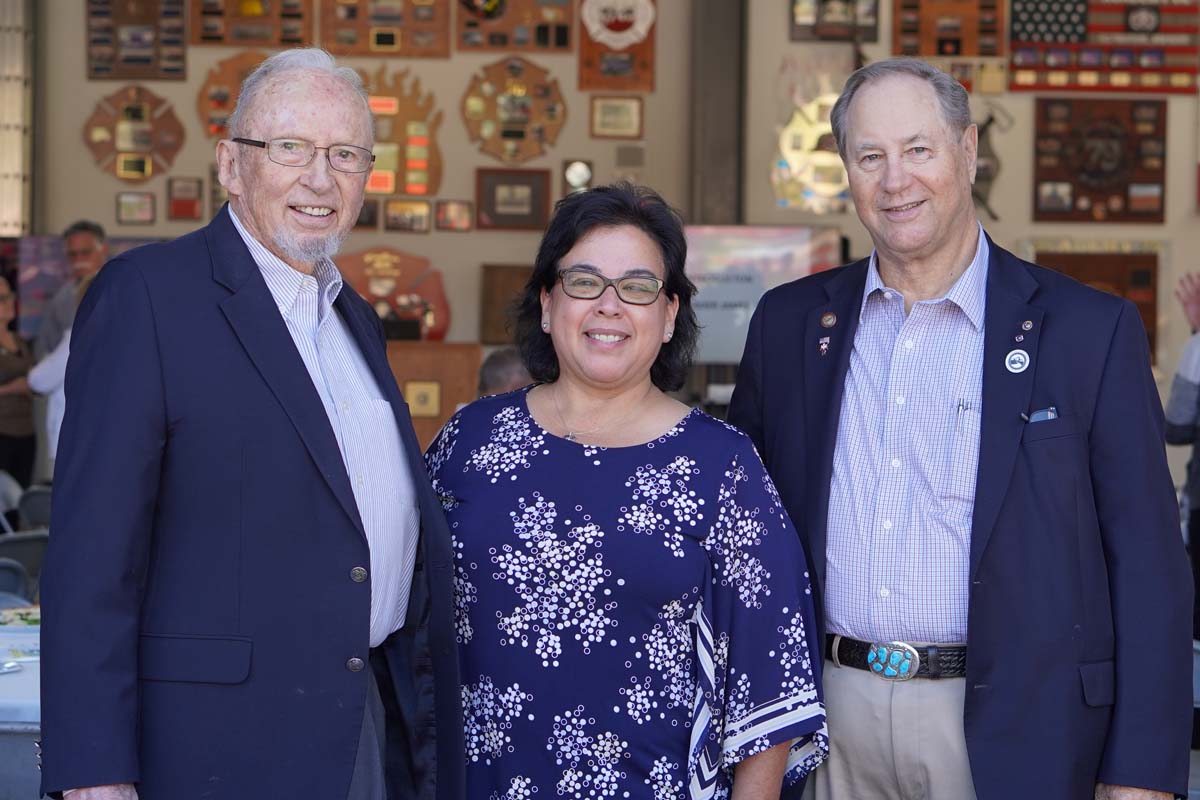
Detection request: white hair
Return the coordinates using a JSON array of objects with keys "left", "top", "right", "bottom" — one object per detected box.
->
[{"left": 227, "top": 48, "right": 370, "bottom": 140}]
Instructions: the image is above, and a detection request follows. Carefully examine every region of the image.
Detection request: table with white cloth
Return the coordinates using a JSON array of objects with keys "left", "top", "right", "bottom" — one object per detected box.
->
[{"left": 0, "top": 624, "right": 40, "bottom": 800}]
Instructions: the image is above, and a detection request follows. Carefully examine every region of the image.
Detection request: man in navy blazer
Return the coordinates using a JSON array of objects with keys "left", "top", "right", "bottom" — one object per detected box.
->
[
  {"left": 729, "top": 58, "right": 1191, "bottom": 800},
  {"left": 39, "top": 50, "right": 462, "bottom": 800}
]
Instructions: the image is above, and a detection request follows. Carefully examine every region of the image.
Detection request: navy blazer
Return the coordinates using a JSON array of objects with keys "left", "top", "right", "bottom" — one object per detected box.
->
[
  {"left": 39, "top": 207, "right": 463, "bottom": 800},
  {"left": 728, "top": 237, "right": 1192, "bottom": 799}
]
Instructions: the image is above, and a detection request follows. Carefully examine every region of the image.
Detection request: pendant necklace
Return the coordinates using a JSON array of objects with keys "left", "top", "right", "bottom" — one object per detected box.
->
[{"left": 551, "top": 386, "right": 637, "bottom": 443}]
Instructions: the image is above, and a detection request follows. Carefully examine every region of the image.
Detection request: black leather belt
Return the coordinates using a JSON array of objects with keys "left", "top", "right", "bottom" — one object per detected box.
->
[{"left": 825, "top": 634, "right": 967, "bottom": 680}]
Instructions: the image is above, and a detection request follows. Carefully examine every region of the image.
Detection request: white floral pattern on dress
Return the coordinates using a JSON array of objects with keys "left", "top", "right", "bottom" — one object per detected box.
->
[
  {"left": 618, "top": 456, "right": 706, "bottom": 557},
  {"left": 647, "top": 756, "right": 685, "bottom": 800},
  {"left": 491, "top": 492, "right": 617, "bottom": 667},
  {"left": 704, "top": 459, "right": 772, "bottom": 610},
  {"left": 451, "top": 532, "right": 477, "bottom": 644},
  {"left": 467, "top": 405, "right": 547, "bottom": 483},
  {"left": 463, "top": 676, "right": 534, "bottom": 765},
  {"left": 549, "top": 706, "right": 630, "bottom": 800},
  {"left": 489, "top": 775, "right": 536, "bottom": 800}
]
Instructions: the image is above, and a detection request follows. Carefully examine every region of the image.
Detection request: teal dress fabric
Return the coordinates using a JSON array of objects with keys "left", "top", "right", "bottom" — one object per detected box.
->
[{"left": 425, "top": 387, "right": 828, "bottom": 800}]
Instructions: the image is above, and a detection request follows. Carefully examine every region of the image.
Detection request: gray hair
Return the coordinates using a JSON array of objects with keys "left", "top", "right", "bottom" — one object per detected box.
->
[
  {"left": 830, "top": 57, "right": 971, "bottom": 158},
  {"left": 227, "top": 48, "right": 370, "bottom": 140},
  {"left": 478, "top": 347, "right": 532, "bottom": 397}
]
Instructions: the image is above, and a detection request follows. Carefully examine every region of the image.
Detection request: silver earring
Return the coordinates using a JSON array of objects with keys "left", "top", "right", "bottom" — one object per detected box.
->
[{"left": 542, "top": 319, "right": 549, "bottom": 332}]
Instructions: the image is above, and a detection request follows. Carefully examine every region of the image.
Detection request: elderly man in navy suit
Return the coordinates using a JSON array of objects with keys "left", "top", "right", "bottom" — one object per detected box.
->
[
  {"left": 729, "top": 57, "right": 1191, "bottom": 800},
  {"left": 40, "top": 49, "right": 461, "bottom": 800}
]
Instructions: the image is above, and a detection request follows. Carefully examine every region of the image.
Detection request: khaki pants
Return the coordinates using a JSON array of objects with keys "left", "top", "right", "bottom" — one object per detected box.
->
[{"left": 803, "top": 663, "right": 977, "bottom": 800}]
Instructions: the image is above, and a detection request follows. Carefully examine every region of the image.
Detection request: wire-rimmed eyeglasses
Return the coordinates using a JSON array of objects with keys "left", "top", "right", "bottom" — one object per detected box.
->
[
  {"left": 557, "top": 267, "right": 665, "bottom": 306},
  {"left": 231, "top": 137, "right": 376, "bottom": 174}
]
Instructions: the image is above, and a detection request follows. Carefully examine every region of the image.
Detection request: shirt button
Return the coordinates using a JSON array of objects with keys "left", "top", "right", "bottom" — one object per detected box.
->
[
  {"left": 350, "top": 566, "right": 369, "bottom": 583},
  {"left": 884, "top": 291, "right": 894, "bottom": 301},
  {"left": 879, "top": 587, "right": 891, "bottom": 598},
  {"left": 895, "top": 395, "right": 905, "bottom": 406},
  {"left": 891, "top": 458, "right": 901, "bottom": 468},
  {"left": 882, "top": 520, "right": 893, "bottom": 530},
  {"left": 904, "top": 339, "right": 914, "bottom": 350},
  {"left": 346, "top": 657, "right": 365, "bottom": 672}
]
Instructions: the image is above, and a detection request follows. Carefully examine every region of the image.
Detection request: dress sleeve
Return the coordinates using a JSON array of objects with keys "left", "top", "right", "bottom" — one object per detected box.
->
[
  {"left": 696, "top": 436, "right": 828, "bottom": 790},
  {"left": 424, "top": 409, "right": 464, "bottom": 511}
]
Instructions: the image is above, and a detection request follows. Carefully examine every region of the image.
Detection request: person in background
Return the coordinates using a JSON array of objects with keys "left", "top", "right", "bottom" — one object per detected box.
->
[
  {"left": 1165, "top": 272, "right": 1200, "bottom": 639},
  {"left": 39, "top": 48, "right": 461, "bottom": 800},
  {"left": 26, "top": 275, "right": 96, "bottom": 471},
  {"left": 476, "top": 345, "right": 532, "bottom": 397},
  {"left": 36, "top": 221, "right": 108, "bottom": 358},
  {"left": 728, "top": 57, "right": 1191, "bottom": 800},
  {"left": 426, "top": 184, "right": 827, "bottom": 800},
  {"left": 0, "top": 275, "right": 35, "bottom": 487}
]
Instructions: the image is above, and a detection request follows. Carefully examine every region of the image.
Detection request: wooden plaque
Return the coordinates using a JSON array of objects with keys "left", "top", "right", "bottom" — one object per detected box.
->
[
  {"left": 386, "top": 342, "right": 482, "bottom": 449},
  {"left": 363, "top": 66, "right": 444, "bottom": 197},
  {"left": 1035, "top": 247, "right": 1158, "bottom": 361},
  {"left": 791, "top": 0, "right": 879, "bottom": 41},
  {"left": 1032, "top": 98, "right": 1165, "bottom": 224},
  {"left": 83, "top": 85, "right": 185, "bottom": 185},
  {"left": 480, "top": 264, "right": 533, "bottom": 344},
  {"left": 1010, "top": 0, "right": 1199, "bottom": 94},
  {"left": 87, "top": 0, "right": 186, "bottom": 80},
  {"left": 322, "top": 0, "right": 451, "bottom": 57},
  {"left": 457, "top": 0, "right": 575, "bottom": 52},
  {"left": 196, "top": 51, "right": 268, "bottom": 140},
  {"left": 461, "top": 56, "right": 566, "bottom": 164},
  {"left": 578, "top": 0, "right": 656, "bottom": 92},
  {"left": 338, "top": 247, "right": 451, "bottom": 341},
  {"left": 189, "top": 0, "right": 313, "bottom": 47},
  {"left": 893, "top": 0, "right": 1004, "bottom": 57}
]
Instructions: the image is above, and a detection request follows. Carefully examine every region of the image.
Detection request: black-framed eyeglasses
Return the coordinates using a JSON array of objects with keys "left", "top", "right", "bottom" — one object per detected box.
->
[
  {"left": 231, "top": 137, "right": 376, "bottom": 174},
  {"left": 557, "top": 267, "right": 665, "bottom": 306}
]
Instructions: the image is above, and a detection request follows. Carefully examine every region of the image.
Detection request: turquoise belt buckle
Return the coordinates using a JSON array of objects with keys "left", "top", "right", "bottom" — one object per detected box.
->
[{"left": 867, "top": 641, "right": 920, "bottom": 681}]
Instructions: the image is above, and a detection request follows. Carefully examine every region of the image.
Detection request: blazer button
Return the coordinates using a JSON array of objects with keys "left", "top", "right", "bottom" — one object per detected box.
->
[
  {"left": 347, "top": 657, "right": 365, "bottom": 672},
  {"left": 350, "top": 566, "right": 369, "bottom": 583}
]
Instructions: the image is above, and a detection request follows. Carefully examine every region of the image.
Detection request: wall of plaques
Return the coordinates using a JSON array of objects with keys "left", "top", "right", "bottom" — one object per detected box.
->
[
  {"left": 189, "top": 0, "right": 313, "bottom": 47},
  {"left": 461, "top": 57, "right": 567, "bottom": 164},
  {"left": 892, "top": 0, "right": 1004, "bottom": 58},
  {"left": 456, "top": 0, "right": 575, "bottom": 52},
  {"left": 322, "top": 0, "right": 451, "bottom": 57},
  {"left": 790, "top": 0, "right": 879, "bottom": 41},
  {"left": 86, "top": 0, "right": 186, "bottom": 80},
  {"left": 578, "top": 0, "right": 657, "bottom": 92},
  {"left": 1009, "top": 0, "right": 1199, "bottom": 94},
  {"left": 1032, "top": 98, "right": 1166, "bottom": 223},
  {"left": 362, "top": 66, "right": 445, "bottom": 196},
  {"left": 83, "top": 85, "right": 185, "bottom": 184}
]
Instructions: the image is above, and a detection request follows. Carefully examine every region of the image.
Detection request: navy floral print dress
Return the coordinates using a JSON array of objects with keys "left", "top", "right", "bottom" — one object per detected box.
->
[{"left": 425, "top": 387, "right": 827, "bottom": 800}]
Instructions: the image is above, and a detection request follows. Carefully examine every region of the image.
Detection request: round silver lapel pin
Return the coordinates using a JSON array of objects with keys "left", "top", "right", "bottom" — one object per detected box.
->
[{"left": 1005, "top": 349, "right": 1030, "bottom": 374}]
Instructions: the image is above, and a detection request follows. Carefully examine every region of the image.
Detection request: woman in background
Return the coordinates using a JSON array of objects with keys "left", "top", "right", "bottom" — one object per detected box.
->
[{"left": 426, "top": 184, "right": 827, "bottom": 799}]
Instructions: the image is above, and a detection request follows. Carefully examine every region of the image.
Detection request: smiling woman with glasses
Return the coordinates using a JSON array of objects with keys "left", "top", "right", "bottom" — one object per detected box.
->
[{"left": 424, "top": 183, "right": 828, "bottom": 800}]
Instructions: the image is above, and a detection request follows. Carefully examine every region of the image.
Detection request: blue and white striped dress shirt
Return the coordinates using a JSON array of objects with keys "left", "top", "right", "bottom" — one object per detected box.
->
[
  {"left": 825, "top": 226, "right": 988, "bottom": 645},
  {"left": 230, "top": 208, "right": 419, "bottom": 648}
]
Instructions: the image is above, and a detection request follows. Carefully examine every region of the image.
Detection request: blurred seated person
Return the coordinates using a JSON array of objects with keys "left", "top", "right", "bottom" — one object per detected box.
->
[
  {"left": 36, "top": 220, "right": 108, "bottom": 358},
  {"left": 0, "top": 276, "right": 36, "bottom": 486},
  {"left": 27, "top": 275, "right": 96, "bottom": 471},
  {"left": 476, "top": 346, "right": 532, "bottom": 397}
]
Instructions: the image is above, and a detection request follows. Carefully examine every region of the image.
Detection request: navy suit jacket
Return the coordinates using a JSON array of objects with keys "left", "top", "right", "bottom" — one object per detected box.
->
[
  {"left": 728, "top": 237, "right": 1192, "bottom": 799},
  {"left": 39, "top": 207, "right": 463, "bottom": 800}
]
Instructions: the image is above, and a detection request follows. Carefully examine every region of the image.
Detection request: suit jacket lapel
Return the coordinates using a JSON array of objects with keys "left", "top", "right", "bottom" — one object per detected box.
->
[
  {"left": 805, "top": 260, "right": 868, "bottom": 592},
  {"left": 207, "top": 206, "right": 367, "bottom": 539},
  {"left": 970, "top": 240, "right": 1041, "bottom": 578}
]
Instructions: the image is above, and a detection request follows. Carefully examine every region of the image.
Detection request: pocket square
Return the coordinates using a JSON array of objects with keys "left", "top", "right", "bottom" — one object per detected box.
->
[{"left": 1026, "top": 406, "right": 1058, "bottom": 423}]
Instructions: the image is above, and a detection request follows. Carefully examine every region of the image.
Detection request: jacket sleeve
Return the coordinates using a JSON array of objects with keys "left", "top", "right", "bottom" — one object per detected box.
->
[
  {"left": 726, "top": 293, "right": 769, "bottom": 457},
  {"left": 39, "top": 258, "right": 167, "bottom": 794},
  {"left": 1090, "top": 301, "right": 1193, "bottom": 795}
]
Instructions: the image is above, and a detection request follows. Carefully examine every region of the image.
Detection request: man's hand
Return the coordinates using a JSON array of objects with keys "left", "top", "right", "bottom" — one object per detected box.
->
[
  {"left": 1095, "top": 783, "right": 1173, "bottom": 800},
  {"left": 1176, "top": 273, "right": 1200, "bottom": 332},
  {"left": 62, "top": 785, "right": 138, "bottom": 800}
]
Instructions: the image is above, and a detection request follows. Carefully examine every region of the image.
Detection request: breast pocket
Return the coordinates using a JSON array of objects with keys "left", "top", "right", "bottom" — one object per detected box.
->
[
  {"left": 945, "top": 400, "right": 983, "bottom": 509},
  {"left": 1022, "top": 413, "right": 1082, "bottom": 443}
]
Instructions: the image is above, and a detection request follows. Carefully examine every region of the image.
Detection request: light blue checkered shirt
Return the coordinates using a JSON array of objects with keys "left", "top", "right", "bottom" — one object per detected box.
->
[
  {"left": 825, "top": 226, "right": 988, "bottom": 645},
  {"left": 229, "top": 207, "right": 420, "bottom": 648}
]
